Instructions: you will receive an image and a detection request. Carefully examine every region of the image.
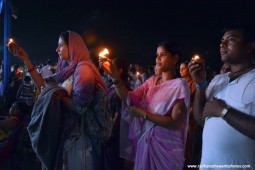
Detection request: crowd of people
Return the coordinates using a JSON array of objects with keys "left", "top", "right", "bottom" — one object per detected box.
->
[{"left": 0, "top": 22, "right": 254, "bottom": 170}]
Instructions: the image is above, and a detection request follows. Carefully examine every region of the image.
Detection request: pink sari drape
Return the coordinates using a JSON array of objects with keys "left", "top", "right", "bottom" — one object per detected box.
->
[{"left": 120, "top": 76, "right": 190, "bottom": 170}]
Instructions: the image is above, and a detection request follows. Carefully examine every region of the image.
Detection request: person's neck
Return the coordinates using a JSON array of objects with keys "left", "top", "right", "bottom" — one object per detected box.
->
[
  {"left": 183, "top": 75, "right": 192, "bottom": 82},
  {"left": 161, "top": 71, "right": 176, "bottom": 82},
  {"left": 231, "top": 63, "right": 254, "bottom": 73},
  {"left": 229, "top": 63, "right": 255, "bottom": 80}
]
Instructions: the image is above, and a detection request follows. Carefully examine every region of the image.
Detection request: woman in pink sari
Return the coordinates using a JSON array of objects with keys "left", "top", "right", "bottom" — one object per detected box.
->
[{"left": 101, "top": 41, "right": 190, "bottom": 170}]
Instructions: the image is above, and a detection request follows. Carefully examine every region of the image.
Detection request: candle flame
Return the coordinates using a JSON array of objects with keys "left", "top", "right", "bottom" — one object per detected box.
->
[
  {"left": 193, "top": 55, "right": 200, "bottom": 60},
  {"left": 9, "top": 38, "right": 14, "bottom": 43},
  {"left": 99, "top": 48, "right": 109, "bottom": 58},
  {"left": 136, "top": 72, "right": 140, "bottom": 76}
]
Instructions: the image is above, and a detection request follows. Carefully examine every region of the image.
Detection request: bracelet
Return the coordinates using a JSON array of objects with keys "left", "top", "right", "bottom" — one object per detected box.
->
[
  {"left": 28, "top": 67, "right": 35, "bottom": 73},
  {"left": 195, "top": 80, "right": 207, "bottom": 89}
]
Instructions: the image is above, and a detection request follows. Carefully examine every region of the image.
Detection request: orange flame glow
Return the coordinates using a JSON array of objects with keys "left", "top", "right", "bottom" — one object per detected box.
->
[
  {"left": 99, "top": 48, "right": 109, "bottom": 58},
  {"left": 193, "top": 55, "right": 200, "bottom": 60}
]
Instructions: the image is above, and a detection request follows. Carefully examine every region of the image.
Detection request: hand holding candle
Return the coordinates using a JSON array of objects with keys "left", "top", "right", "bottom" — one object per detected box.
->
[
  {"left": 7, "top": 38, "right": 16, "bottom": 54},
  {"left": 99, "top": 48, "right": 114, "bottom": 77},
  {"left": 188, "top": 54, "right": 207, "bottom": 85},
  {"left": 136, "top": 71, "right": 142, "bottom": 82},
  {"left": 6, "top": 38, "right": 28, "bottom": 60}
]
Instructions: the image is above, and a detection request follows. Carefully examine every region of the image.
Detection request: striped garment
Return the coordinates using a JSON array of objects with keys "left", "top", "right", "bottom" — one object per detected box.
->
[{"left": 16, "top": 82, "right": 36, "bottom": 106}]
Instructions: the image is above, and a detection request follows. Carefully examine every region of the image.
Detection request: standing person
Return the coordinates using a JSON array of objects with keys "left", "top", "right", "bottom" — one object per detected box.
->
[
  {"left": 100, "top": 58, "right": 130, "bottom": 170},
  {"left": 101, "top": 41, "right": 190, "bottom": 169},
  {"left": 133, "top": 62, "right": 148, "bottom": 89},
  {"left": 8, "top": 64, "right": 23, "bottom": 103},
  {"left": 188, "top": 23, "right": 255, "bottom": 169},
  {"left": 180, "top": 61, "right": 196, "bottom": 99},
  {"left": 180, "top": 61, "right": 201, "bottom": 168},
  {"left": 7, "top": 31, "right": 106, "bottom": 170},
  {"left": 128, "top": 64, "right": 138, "bottom": 90},
  {"left": 16, "top": 75, "right": 36, "bottom": 109}
]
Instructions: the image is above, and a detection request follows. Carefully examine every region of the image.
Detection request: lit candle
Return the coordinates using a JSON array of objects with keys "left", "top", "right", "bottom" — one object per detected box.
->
[
  {"left": 136, "top": 72, "right": 140, "bottom": 76},
  {"left": 192, "top": 54, "right": 203, "bottom": 63},
  {"left": 193, "top": 55, "right": 200, "bottom": 60},
  {"left": 99, "top": 48, "right": 109, "bottom": 60},
  {"left": 8, "top": 38, "right": 14, "bottom": 45}
]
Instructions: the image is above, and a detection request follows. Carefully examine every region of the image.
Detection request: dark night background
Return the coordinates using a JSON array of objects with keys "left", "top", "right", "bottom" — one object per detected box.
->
[{"left": 1, "top": 0, "right": 255, "bottom": 71}]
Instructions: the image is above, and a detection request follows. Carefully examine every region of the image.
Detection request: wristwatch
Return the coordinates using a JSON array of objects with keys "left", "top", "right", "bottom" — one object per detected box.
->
[{"left": 221, "top": 105, "right": 231, "bottom": 118}]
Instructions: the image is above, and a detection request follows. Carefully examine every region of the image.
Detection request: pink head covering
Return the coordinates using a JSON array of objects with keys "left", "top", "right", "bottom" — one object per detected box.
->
[
  {"left": 55, "top": 31, "right": 106, "bottom": 104},
  {"left": 55, "top": 31, "right": 90, "bottom": 81}
]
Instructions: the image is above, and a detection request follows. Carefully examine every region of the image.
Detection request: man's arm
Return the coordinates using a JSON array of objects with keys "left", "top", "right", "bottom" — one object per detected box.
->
[
  {"left": 224, "top": 108, "right": 255, "bottom": 140},
  {"left": 203, "top": 99, "right": 255, "bottom": 140},
  {"left": 188, "top": 60, "right": 207, "bottom": 126}
]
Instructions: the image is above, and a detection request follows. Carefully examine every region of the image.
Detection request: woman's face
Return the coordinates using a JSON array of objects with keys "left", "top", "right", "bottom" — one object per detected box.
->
[
  {"left": 156, "top": 46, "right": 178, "bottom": 72},
  {"left": 56, "top": 37, "right": 69, "bottom": 62},
  {"left": 179, "top": 63, "right": 190, "bottom": 77}
]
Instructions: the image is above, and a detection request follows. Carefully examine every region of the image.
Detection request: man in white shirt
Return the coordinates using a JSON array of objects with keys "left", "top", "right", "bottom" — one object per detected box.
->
[{"left": 188, "top": 23, "right": 255, "bottom": 169}]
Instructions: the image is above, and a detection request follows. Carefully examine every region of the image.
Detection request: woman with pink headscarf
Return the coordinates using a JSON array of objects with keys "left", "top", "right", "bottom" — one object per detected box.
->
[{"left": 8, "top": 31, "right": 106, "bottom": 170}]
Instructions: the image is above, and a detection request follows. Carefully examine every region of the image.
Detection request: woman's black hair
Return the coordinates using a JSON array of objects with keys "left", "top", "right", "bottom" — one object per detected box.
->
[
  {"left": 113, "top": 58, "right": 129, "bottom": 82},
  {"left": 180, "top": 60, "right": 189, "bottom": 66},
  {"left": 158, "top": 41, "right": 181, "bottom": 57}
]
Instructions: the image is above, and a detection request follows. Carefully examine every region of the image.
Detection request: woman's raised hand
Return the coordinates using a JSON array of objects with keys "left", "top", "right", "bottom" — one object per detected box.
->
[
  {"left": 99, "top": 59, "right": 120, "bottom": 80},
  {"left": 7, "top": 41, "right": 28, "bottom": 61}
]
